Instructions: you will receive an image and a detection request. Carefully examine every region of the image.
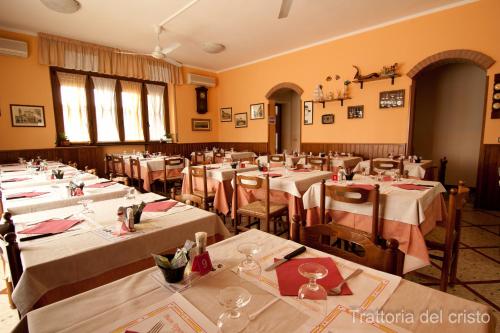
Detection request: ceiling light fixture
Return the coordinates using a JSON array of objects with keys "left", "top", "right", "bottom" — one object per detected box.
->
[
  {"left": 40, "top": 0, "right": 81, "bottom": 14},
  {"left": 201, "top": 42, "right": 225, "bottom": 54}
]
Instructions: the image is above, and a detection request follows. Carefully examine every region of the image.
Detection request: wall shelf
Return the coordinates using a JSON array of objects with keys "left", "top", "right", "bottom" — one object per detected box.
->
[
  {"left": 353, "top": 74, "right": 401, "bottom": 89},
  {"left": 314, "top": 97, "right": 352, "bottom": 108}
]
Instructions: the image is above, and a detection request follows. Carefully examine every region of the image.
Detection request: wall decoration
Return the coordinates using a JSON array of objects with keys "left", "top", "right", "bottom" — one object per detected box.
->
[
  {"left": 235, "top": 113, "right": 248, "bottom": 128},
  {"left": 191, "top": 118, "right": 211, "bottom": 131},
  {"left": 250, "top": 103, "right": 265, "bottom": 119},
  {"left": 10, "top": 104, "right": 46, "bottom": 127},
  {"left": 491, "top": 73, "right": 500, "bottom": 119},
  {"left": 379, "top": 89, "right": 405, "bottom": 108},
  {"left": 195, "top": 87, "right": 208, "bottom": 114},
  {"left": 220, "top": 107, "right": 232, "bottom": 122},
  {"left": 304, "top": 100, "right": 313, "bottom": 125},
  {"left": 347, "top": 105, "right": 364, "bottom": 119},
  {"left": 353, "top": 63, "right": 401, "bottom": 89},
  {"left": 321, "top": 114, "right": 334, "bottom": 124}
]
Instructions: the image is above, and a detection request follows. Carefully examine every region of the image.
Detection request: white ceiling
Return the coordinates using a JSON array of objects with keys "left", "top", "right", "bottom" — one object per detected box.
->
[{"left": 0, "top": 0, "right": 472, "bottom": 72}]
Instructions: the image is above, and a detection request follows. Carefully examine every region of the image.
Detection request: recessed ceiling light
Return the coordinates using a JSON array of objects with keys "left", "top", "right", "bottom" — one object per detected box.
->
[
  {"left": 201, "top": 42, "right": 225, "bottom": 54},
  {"left": 40, "top": 0, "right": 81, "bottom": 14}
]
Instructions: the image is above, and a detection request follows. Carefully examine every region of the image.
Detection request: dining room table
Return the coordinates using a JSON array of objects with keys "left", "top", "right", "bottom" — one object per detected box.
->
[
  {"left": 8, "top": 192, "right": 230, "bottom": 316},
  {"left": 24, "top": 229, "right": 495, "bottom": 333},
  {"left": 0, "top": 168, "right": 98, "bottom": 190},
  {"left": 302, "top": 175, "right": 447, "bottom": 273},
  {"left": 122, "top": 155, "right": 186, "bottom": 192},
  {"left": 191, "top": 150, "right": 257, "bottom": 163},
  {"left": 181, "top": 163, "right": 259, "bottom": 215},
  {"left": 353, "top": 158, "right": 433, "bottom": 179},
  {"left": 256, "top": 154, "right": 362, "bottom": 171},
  {"left": 1, "top": 177, "right": 130, "bottom": 215}
]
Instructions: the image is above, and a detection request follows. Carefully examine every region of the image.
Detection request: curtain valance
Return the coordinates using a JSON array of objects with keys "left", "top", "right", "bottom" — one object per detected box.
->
[{"left": 38, "top": 33, "right": 183, "bottom": 85}]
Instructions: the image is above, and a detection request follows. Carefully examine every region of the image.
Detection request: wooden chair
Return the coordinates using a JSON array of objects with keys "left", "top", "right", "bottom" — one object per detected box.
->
[
  {"left": 110, "top": 156, "right": 129, "bottom": 185},
  {"left": 67, "top": 161, "right": 78, "bottom": 169},
  {"left": 233, "top": 171, "right": 289, "bottom": 236},
  {"left": 129, "top": 157, "right": 143, "bottom": 192},
  {"left": 186, "top": 165, "right": 215, "bottom": 211},
  {"left": 438, "top": 157, "right": 448, "bottom": 184},
  {"left": 213, "top": 152, "right": 225, "bottom": 164},
  {"left": 162, "top": 157, "right": 184, "bottom": 198},
  {"left": 423, "top": 181, "right": 469, "bottom": 291},
  {"left": 104, "top": 154, "right": 113, "bottom": 178},
  {"left": 192, "top": 151, "right": 206, "bottom": 165},
  {"left": 267, "top": 154, "right": 285, "bottom": 164},
  {"left": 84, "top": 166, "right": 96, "bottom": 175},
  {"left": 0, "top": 213, "right": 20, "bottom": 310},
  {"left": 319, "top": 180, "right": 381, "bottom": 242},
  {"left": 370, "top": 159, "right": 403, "bottom": 176},
  {"left": 300, "top": 223, "right": 404, "bottom": 275},
  {"left": 306, "top": 156, "right": 329, "bottom": 171}
]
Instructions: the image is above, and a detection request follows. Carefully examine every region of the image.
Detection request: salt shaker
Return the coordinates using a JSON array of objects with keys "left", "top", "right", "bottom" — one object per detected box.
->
[
  {"left": 126, "top": 207, "right": 135, "bottom": 232},
  {"left": 195, "top": 231, "right": 207, "bottom": 254}
]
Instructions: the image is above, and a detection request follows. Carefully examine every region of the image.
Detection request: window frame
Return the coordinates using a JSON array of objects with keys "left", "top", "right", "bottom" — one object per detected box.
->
[{"left": 50, "top": 67, "right": 170, "bottom": 146}]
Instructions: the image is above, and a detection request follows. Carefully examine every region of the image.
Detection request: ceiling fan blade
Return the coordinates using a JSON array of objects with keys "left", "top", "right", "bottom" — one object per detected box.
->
[
  {"left": 162, "top": 42, "right": 181, "bottom": 55},
  {"left": 163, "top": 57, "right": 182, "bottom": 67},
  {"left": 278, "top": 0, "right": 293, "bottom": 19}
]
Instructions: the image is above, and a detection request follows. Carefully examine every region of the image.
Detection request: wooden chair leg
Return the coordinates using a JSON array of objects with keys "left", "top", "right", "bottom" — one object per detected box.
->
[
  {"left": 440, "top": 256, "right": 450, "bottom": 292},
  {"left": 449, "top": 251, "right": 459, "bottom": 286},
  {"left": 6, "top": 280, "right": 15, "bottom": 309},
  {"left": 235, "top": 213, "right": 240, "bottom": 235}
]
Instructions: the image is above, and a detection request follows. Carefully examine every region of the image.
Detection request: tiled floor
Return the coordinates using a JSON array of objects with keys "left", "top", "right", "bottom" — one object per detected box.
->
[{"left": 0, "top": 206, "right": 498, "bottom": 332}]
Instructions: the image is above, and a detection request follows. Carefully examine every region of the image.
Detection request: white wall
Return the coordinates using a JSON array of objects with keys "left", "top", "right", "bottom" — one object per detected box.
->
[{"left": 413, "top": 63, "right": 486, "bottom": 186}]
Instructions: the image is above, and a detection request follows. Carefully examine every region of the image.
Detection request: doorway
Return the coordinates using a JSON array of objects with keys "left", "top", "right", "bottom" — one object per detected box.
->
[
  {"left": 411, "top": 63, "right": 487, "bottom": 187},
  {"left": 266, "top": 83, "right": 304, "bottom": 154}
]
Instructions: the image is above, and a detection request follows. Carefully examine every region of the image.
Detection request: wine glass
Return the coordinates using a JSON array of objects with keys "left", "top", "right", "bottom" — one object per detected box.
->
[
  {"left": 78, "top": 199, "right": 94, "bottom": 214},
  {"left": 217, "top": 286, "right": 252, "bottom": 333},
  {"left": 377, "top": 170, "right": 384, "bottom": 182},
  {"left": 125, "top": 187, "right": 136, "bottom": 200},
  {"left": 237, "top": 243, "right": 261, "bottom": 277},
  {"left": 297, "top": 262, "right": 328, "bottom": 315}
]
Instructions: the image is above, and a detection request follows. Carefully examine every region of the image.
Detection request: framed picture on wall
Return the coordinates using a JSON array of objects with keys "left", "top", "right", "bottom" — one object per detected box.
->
[
  {"left": 220, "top": 107, "right": 232, "bottom": 122},
  {"left": 235, "top": 113, "right": 248, "bottom": 128},
  {"left": 347, "top": 105, "right": 364, "bottom": 119},
  {"left": 379, "top": 89, "right": 405, "bottom": 108},
  {"left": 191, "top": 119, "right": 211, "bottom": 131},
  {"left": 304, "top": 100, "right": 313, "bottom": 125},
  {"left": 10, "top": 104, "right": 46, "bottom": 127},
  {"left": 250, "top": 103, "right": 265, "bottom": 119},
  {"left": 321, "top": 114, "right": 334, "bottom": 124}
]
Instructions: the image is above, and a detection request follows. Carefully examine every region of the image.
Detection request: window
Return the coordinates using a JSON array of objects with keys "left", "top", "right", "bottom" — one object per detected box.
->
[
  {"left": 92, "top": 76, "right": 120, "bottom": 142},
  {"left": 146, "top": 84, "right": 166, "bottom": 141},
  {"left": 57, "top": 72, "right": 90, "bottom": 142},
  {"left": 51, "top": 68, "right": 169, "bottom": 145}
]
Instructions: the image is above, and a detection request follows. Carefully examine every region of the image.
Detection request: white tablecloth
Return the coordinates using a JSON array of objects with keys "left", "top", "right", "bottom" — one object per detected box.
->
[
  {"left": 2, "top": 178, "right": 129, "bottom": 215},
  {"left": 26, "top": 229, "right": 495, "bottom": 333},
  {"left": 1, "top": 172, "right": 98, "bottom": 190},
  {"left": 353, "top": 158, "right": 433, "bottom": 179},
  {"left": 237, "top": 167, "right": 333, "bottom": 197},
  {"left": 181, "top": 163, "right": 259, "bottom": 183},
  {"left": 303, "top": 176, "right": 446, "bottom": 226},
  {"left": 123, "top": 156, "right": 187, "bottom": 172},
  {"left": 256, "top": 155, "right": 362, "bottom": 169},
  {"left": 12, "top": 193, "right": 230, "bottom": 316}
]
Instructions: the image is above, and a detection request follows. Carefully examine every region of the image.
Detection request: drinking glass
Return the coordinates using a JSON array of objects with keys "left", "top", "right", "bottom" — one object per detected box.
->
[
  {"left": 125, "top": 187, "right": 136, "bottom": 200},
  {"left": 377, "top": 170, "right": 384, "bottom": 182},
  {"left": 297, "top": 262, "right": 328, "bottom": 315},
  {"left": 237, "top": 243, "right": 261, "bottom": 277},
  {"left": 78, "top": 199, "right": 94, "bottom": 214},
  {"left": 217, "top": 286, "right": 252, "bottom": 333}
]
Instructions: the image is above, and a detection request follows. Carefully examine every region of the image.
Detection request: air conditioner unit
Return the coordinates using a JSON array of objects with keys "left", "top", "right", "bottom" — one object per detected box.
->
[
  {"left": 186, "top": 73, "right": 216, "bottom": 87},
  {"left": 0, "top": 37, "right": 28, "bottom": 58}
]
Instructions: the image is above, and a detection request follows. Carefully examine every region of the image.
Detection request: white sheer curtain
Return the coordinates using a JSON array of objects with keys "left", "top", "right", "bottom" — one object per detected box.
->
[
  {"left": 120, "top": 80, "right": 144, "bottom": 141},
  {"left": 57, "top": 72, "right": 90, "bottom": 142},
  {"left": 146, "top": 84, "right": 166, "bottom": 141},
  {"left": 92, "top": 76, "right": 119, "bottom": 142}
]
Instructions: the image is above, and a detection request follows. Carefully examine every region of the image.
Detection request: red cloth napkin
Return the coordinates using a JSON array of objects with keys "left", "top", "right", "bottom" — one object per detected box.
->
[
  {"left": 348, "top": 184, "right": 374, "bottom": 191},
  {"left": 260, "top": 173, "right": 282, "bottom": 178},
  {"left": 382, "top": 175, "right": 393, "bottom": 182},
  {"left": 2, "top": 177, "right": 30, "bottom": 183},
  {"left": 18, "top": 219, "right": 82, "bottom": 234},
  {"left": 292, "top": 169, "right": 312, "bottom": 172},
  {"left": 392, "top": 184, "right": 428, "bottom": 191},
  {"left": 6, "top": 191, "right": 49, "bottom": 200},
  {"left": 87, "top": 181, "right": 116, "bottom": 188},
  {"left": 275, "top": 257, "right": 352, "bottom": 297},
  {"left": 143, "top": 200, "right": 178, "bottom": 212}
]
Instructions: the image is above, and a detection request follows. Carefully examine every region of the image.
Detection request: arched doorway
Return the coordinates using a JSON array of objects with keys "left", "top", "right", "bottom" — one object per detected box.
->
[
  {"left": 407, "top": 49, "right": 494, "bottom": 189},
  {"left": 266, "top": 82, "right": 304, "bottom": 154}
]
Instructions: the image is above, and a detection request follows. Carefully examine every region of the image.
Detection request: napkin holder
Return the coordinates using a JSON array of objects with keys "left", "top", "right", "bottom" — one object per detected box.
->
[
  {"left": 191, "top": 251, "right": 213, "bottom": 276},
  {"left": 156, "top": 254, "right": 187, "bottom": 283}
]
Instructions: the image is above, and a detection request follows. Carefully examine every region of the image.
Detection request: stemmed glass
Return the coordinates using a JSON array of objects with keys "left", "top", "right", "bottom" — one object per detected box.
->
[
  {"left": 125, "top": 187, "right": 136, "bottom": 200},
  {"left": 217, "top": 286, "right": 252, "bottom": 333},
  {"left": 237, "top": 243, "right": 261, "bottom": 277},
  {"left": 78, "top": 199, "right": 94, "bottom": 214},
  {"left": 297, "top": 262, "right": 328, "bottom": 315},
  {"left": 377, "top": 170, "right": 384, "bottom": 182}
]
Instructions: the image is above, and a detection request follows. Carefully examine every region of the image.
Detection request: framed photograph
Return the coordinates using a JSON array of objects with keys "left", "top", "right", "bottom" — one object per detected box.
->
[
  {"left": 220, "top": 107, "right": 232, "bottom": 122},
  {"left": 10, "top": 104, "right": 46, "bottom": 127},
  {"left": 379, "top": 89, "right": 405, "bottom": 108},
  {"left": 250, "top": 103, "right": 265, "bottom": 120},
  {"left": 235, "top": 113, "right": 248, "bottom": 128},
  {"left": 347, "top": 105, "right": 364, "bottom": 119},
  {"left": 321, "top": 114, "right": 334, "bottom": 124},
  {"left": 304, "top": 100, "right": 313, "bottom": 125},
  {"left": 191, "top": 118, "right": 211, "bottom": 131}
]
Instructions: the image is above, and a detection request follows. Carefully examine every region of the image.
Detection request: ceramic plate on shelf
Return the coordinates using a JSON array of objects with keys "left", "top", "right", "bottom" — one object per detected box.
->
[
  {"left": 494, "top": 93, "right": 500, "bottom": 100},
  {"left": 495, "top": 83, "right": 500, "bottom": 90},
  {"left": 493, "top": 103, "right": 500, "bottom": 109}
]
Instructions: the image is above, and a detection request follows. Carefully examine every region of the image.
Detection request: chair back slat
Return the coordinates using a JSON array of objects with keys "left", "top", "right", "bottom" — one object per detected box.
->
[
  {"left": 306, "top": 156, "right": 328, "bottom": 171},
  {"left": 268, "top": 154, "right": 285, "bottom": 163},
  {"left": 189, "top": 165, "right": 208, "bottom": 199},
  {"left": 112, "top": 156, "right": 126, "bottom": 177},
  {"left": 236, "top": 174, "right": 264, "bottom": 190},
  {"left": 129, "top": 157, "right": 141, "bottom": 180}
]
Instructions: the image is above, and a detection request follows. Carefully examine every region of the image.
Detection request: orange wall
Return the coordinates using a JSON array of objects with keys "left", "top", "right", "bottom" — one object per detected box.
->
[{"left": 216, "top": 0, "right": 500, "bottom": 145}]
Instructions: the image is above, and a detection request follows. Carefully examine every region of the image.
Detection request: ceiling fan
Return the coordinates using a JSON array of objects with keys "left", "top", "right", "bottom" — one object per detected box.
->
[{"left": 278, "top": 0, "right": 294, "bottom": 19}]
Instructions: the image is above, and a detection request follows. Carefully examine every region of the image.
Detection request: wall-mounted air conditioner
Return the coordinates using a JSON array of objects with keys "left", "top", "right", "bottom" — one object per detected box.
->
[
  {"left": 186, "top": 73, "right": 216, "bottom": 87},
  {"left": 0, "top": 37, "right": 28, "bottom": 58}
]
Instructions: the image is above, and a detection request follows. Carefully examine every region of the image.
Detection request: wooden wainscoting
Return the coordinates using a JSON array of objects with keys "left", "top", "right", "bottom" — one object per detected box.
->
[
  {"left": 300, "top": 143, "right": 407, "bottom": 159},
  {"left": 0, "top": 146, "right": 105, "bottom": 176},
  {"left": 476, "top": 144, "right": 500, "bottom": 210}
]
